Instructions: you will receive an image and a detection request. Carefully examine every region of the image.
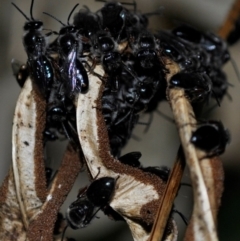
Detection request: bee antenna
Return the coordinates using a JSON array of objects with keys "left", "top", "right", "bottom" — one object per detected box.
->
[
  {"left": 172, "top": 209, "right": 188, "bottom": 225},
  {"left": 43, "top": 12, "right": 66, "bottom": 26},
  {"left": 11, "top": 2, "right": 30, "bottom": 21},
  {"left": 95, "top": 0, "right": 107, "bottom": 3},
  {"left": 67, "top": 4, "right": 79, "bottom": 25},
  {"left": 30, "top": 0, "right": 35, "bottom": 20},
  {"left": 211, "top": 89, "right": 221, "bottom": 107},
  {"left": 61, "top": 224, "right": 68, "bottom": 241}
]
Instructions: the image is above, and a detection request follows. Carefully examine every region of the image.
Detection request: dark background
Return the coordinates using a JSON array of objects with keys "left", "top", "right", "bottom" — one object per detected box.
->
[{"left": 0, "top": 0, "right": 239, "bottom": 240}]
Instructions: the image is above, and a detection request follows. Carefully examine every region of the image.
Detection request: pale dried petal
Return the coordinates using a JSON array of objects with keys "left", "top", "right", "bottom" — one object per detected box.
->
[
  {"left": 0, "top": 168, "right": 26, "bottom": 241},
  {"left": 12, "top": 78, "right": 47, "bottom": 228},
  {"left": 26, "top": 144, "right": 82, "bottom": 241},
  {"left": 76, "top": 65, "right": 175, "bottom": 241}
]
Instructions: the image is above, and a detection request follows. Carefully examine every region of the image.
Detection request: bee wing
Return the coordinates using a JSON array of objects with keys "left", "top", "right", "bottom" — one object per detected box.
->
[
  {"left": 66, "top": 48, "right": 78, "bottom": 93},
  {"left": 62, "top": 47, "right": 85, "bottom": 95}
]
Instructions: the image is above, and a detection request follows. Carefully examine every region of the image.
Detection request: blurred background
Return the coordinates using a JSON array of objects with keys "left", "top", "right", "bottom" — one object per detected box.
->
[{"left": 0, "top": 0, "right": 239, "bottom": 240}]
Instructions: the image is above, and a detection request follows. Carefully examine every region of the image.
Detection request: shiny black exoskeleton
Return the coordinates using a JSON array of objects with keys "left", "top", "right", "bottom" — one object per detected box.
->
[
  {"left": 86, "top": 177, "right": 115, "bottom": 207},
  {"left": 45, "top": 97, "right": 78, "bottom": 144},
  {"left": 10, "top": 58, "right": 77, "bottom": 143},
  {"left": 155, "top": 25, "right": 230, "bottom": 103},
  {"left": 190, "top": 121, "right": 230, "bottom": 158},
  {"left": 66, "top": 199, "right": 94, "bottom": 230},
  {"left": 73, "top": 6, "right": 101, "bottom": 51},
  {"left": 169, "top": 72, "right": 212, "bottom": 103},
  {"left": 118, "top": 151, "right": 142, "bottom": 167},
  {"left": 90, "top": 31, "right": 122, "bottom": 90},
  {"left": 101, "top": 88, "right": 120, "bottom": 128},
  {"left": 12, "top": 0, "right": 54, "bottom": 97},
  {"left": 172, "top": 24, "right": 230, "bottom": 67},
  {"left": 96, "top": 1, "right": 130, "bottom": 41},
  {"left": 156, "top": 30, "right": 199, "bottom": 71},
  {"left": 66, "top": 177, "right": 116, "bottom": 229},
  {"left": 44, "top": 4, "right": 89, "bottom": 98},
  {"left": 117, "top": 150, "right": 170, "bottom": 182},
  {"left": 120, "top": 63, "right": 161, "bottom": 113},
  {"left": 130, "top": 31, "right": 162, "bottom": 72}
]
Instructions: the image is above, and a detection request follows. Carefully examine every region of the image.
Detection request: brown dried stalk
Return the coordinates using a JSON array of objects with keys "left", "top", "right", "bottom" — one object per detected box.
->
[
  {"left": 165, "top": 59, "right": 224, "bottom": 241},
  {"left": 149, "top": 148, "right": 185, "bottom": 241},
  {"left": 218, "top": 0, "right": 240, "bottom": 39}
]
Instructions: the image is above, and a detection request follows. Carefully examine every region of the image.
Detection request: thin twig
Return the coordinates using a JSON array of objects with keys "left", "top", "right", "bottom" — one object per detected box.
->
[
  {"left": 218, "top": 0, "right": 240, "bottom": 39},
  {"left": 149, "top": 147, "right": 185, "bottom": 241}
]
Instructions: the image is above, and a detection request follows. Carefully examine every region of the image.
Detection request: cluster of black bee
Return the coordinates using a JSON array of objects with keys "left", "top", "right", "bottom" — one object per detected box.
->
[{"left": 12, "top": 0, "right": 231, "bottom": 239}]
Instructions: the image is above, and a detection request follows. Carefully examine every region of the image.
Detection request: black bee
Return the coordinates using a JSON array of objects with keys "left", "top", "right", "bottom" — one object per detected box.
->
[
  {"left": 156, "top": 30, "right": 204, "bottom": 71},
  {"left": 66, "top": 177, "right": 116, "bottom": 229},
  {"left": 101, "top": 69, "right": 139, "bottom": 131},
  {"left": 125, "top": 7, "right": 150, "bottom": 32},
  {"left": 172, "top": 24, "right": 230, "bottom": 67},
  {"left": 90, "top": 31, "right": 123, "bottom": 90},
  {"left": 190, "top": 121, "right": 230, "bottom": 158},
  {"left": 117, "top": 151, "right": 170, "bottom": 182},
  {"left": 118, "top": 63, "right": 161, "bottom": 115},
  {"left": 156, "top": 25, "right": 230, "bottom": 103},
  {"left": 45, "top": 84, "right": 79, "bottom": 144},
  {"left": 108, "top": 113, "right": 139, "bottom": 157},
  {"left": 96, "top": 1, "right": 131, "bottom": 41},
  {"left": 130, "top": 31, "right": 163, "bottom": 72},
  {"left": 46, "top": 105, "right": 77, "bottom": 142},
  {"left": 96, "top": 0, "right": 153, "bottom": 42},
  {"left": 118, "top": 151, "right": 142, "bottom": 167},
  {"left": 73, "top": 6, "right": 101, "bottom": 50},
  {"left": 101, "top": 88, "right": 120, "bottom": 128},
  {"left": 208, "top": 68, "right": 229, "bottom": 102},
  {"left": 12, "top": 0, "right": 54, "bottom": 97},
  {"left": 44, "top": 4, "right": 89, "bottom": 98},
  {"left": 169, "top": 72, "right": 212, "bottom": 103}
]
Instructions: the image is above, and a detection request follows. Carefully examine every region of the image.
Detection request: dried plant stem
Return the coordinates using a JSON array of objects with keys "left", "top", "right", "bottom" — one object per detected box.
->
[
  {"left": 163, "top": 59, "right": 224, "bottom": 241},
  {"left": 167, "top": 87, "right": 222, "bottom": 241},
  {"left": 149, "top": 148, "right": 185, "bottom": 241},
  {"left": 218, "top": 0, "right": 240, "bottom": 39}
]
